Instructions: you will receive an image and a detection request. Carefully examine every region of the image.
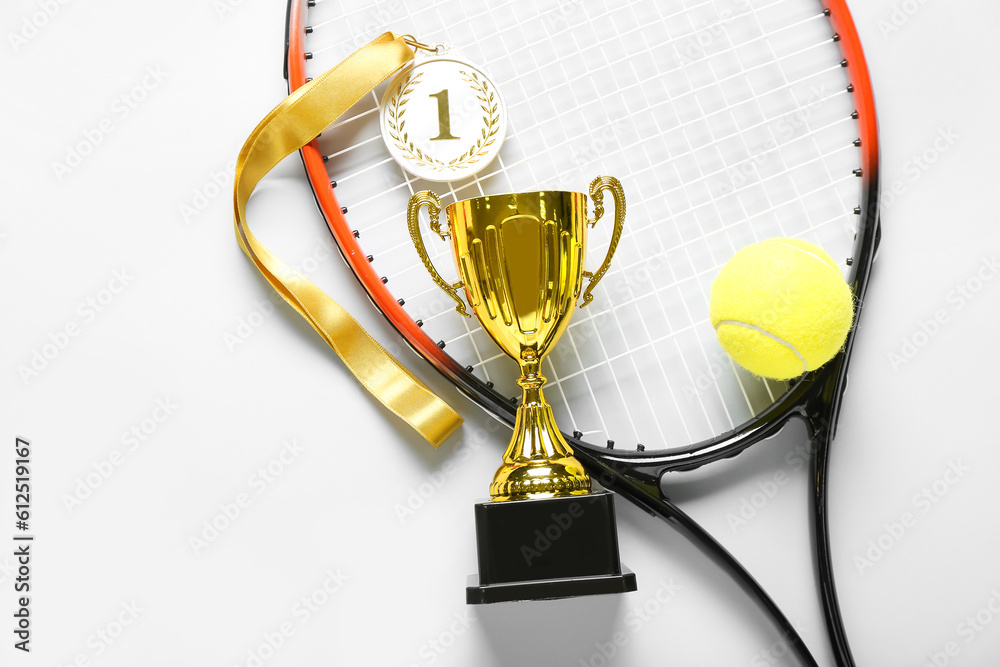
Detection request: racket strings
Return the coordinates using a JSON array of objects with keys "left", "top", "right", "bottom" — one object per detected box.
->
[
  {"left": 300, "top": 0, "right": 861, "bottom": 451},
  {"left": 314, "top": 6, "right": 831, "bottom": 184},
  {"left": 607, "top": 5, "right": 798, "bottom": 435},
  {"left": 733, "top": 10, "right": 857, "bottom": 237}
]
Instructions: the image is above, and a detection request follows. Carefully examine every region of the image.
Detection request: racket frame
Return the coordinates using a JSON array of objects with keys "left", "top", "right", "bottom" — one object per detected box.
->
[
  {"left": 282, "top": 1, "right": 881, "bottom": 664},
  {"left": 283, "top": 0, "right": 880, "bottom": 489}
]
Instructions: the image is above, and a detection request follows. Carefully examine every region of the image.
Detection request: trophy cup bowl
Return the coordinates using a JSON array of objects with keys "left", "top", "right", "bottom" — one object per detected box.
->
[{"left": 408, "top": 177, "right": 636, "bottom": 603}]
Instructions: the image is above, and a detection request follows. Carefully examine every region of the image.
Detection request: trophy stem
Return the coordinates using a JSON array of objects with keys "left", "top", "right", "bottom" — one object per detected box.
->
[{"left": 489, "top": 362, "right": 592, "bottom": 502}]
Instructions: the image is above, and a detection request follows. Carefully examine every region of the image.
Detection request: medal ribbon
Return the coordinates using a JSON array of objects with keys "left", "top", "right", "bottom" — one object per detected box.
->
[{"left": 233, "top": 32, "right": 462, "bottom": 447}]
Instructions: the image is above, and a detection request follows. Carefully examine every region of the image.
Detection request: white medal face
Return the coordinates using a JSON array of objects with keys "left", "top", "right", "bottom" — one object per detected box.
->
[{"left": 380, "top": 46, "right": 507, "bottom": 182}]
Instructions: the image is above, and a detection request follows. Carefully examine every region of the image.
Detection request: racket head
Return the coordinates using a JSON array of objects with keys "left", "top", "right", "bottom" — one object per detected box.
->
[{"left": 284, "top": 0, "right": 880, "bottom": 476}]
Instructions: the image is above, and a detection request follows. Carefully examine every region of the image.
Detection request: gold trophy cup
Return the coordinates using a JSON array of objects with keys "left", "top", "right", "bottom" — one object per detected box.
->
[{"left": 409, "top": 177, "right": 637, "bottom": 603}]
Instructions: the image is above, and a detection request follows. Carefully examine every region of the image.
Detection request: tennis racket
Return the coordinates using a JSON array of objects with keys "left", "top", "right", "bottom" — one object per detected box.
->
[{"left": 282, "top": 0, "right": 880, "bottom": 664}]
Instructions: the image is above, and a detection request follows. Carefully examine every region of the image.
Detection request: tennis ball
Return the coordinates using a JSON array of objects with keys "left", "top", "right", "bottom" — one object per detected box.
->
[{"left": 710, "top": 238, "right": 854, "bottom": 380}]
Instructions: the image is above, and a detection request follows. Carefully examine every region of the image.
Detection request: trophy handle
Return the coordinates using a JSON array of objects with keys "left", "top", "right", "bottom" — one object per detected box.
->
[
  {"left": 581, "top": 175, "right": 626, "bottom": 307},
  {"left": 407, "top": 191, "right": 471, "bottom": 318}
]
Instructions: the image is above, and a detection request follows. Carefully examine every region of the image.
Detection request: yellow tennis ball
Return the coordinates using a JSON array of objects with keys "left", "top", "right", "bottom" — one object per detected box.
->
[{"left": 710, "top": 238, "right": 854, "bottom": 380}]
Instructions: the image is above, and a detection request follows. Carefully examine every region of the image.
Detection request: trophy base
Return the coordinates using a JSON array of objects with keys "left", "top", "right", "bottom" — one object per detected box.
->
[
  {"left": 466, "top": 569, "right": 637, "bottom": 605},
  {"left": 466, "top": 491, "right": 637, "bottom": 604}
]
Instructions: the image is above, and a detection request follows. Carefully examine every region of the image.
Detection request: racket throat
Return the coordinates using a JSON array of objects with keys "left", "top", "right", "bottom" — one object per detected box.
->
[{"left": 489, "top": 367, "right": 592, "bottom": 502}]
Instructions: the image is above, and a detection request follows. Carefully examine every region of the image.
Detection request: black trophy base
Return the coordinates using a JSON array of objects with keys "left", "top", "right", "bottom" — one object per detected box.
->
[
  {"left": 466, "top": 569, "right": 637, "bottom": 605},
  {"left": 466, "top": 491, "right": 637, "bottom": 604}
]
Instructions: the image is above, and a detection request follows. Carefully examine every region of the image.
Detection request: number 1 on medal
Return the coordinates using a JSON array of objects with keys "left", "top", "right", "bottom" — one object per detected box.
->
[
  {"left": 379, "top": 52, "right": 507, "bottom": 180},
  {"left": 429, "top": 89, "right": 459, "bottom": 141}
]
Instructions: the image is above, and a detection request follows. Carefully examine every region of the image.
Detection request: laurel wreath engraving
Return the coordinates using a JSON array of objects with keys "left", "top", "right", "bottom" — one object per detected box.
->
[{"left": 385, "top": 68, "right": 501, "bottom": 172}]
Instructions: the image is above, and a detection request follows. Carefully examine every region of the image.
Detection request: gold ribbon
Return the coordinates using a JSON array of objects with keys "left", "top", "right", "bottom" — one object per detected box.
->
[{"left": 233, "top": 32, "right": 462, "bottom": 447}]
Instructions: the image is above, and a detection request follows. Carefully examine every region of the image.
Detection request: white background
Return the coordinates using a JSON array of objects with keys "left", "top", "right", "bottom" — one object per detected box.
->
[{"left": 3, "top": 1, "right": 1000, "bottom": 666}]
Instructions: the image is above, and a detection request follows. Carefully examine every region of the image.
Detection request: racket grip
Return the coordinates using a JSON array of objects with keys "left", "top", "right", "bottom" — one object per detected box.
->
[
  {"left": 582, "top": 175, "right": 626, "bottom": 307},
  {"left": 407, "top": 191, "right": 471, "bottom": 318}
]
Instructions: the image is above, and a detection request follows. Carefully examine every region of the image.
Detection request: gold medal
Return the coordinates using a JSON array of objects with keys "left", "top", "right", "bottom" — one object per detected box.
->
[{"left": 380, "top": 40, "right": 507, "bottom": 182}]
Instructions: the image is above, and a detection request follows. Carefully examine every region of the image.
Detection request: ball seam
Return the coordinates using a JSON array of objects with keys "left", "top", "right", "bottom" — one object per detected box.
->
[
  {"left": 713, "top": 319, "right": 808, "bottom": 375},
  {"left": 773, "top": 241, "right": 844, "bottom": 281}
]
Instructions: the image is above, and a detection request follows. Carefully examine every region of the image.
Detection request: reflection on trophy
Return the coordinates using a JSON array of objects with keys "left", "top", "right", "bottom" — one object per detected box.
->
[{"left": 409, "top": 177, "right": 637, "bottom": 603}]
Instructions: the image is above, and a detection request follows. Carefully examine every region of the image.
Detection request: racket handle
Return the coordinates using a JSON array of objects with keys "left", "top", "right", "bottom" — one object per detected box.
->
[
  {"left": 582, "top": 175, "right": 626, "bottom": 307},
  {"left": 407, "top": 191, "right": 471, "bottom": 318}
]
